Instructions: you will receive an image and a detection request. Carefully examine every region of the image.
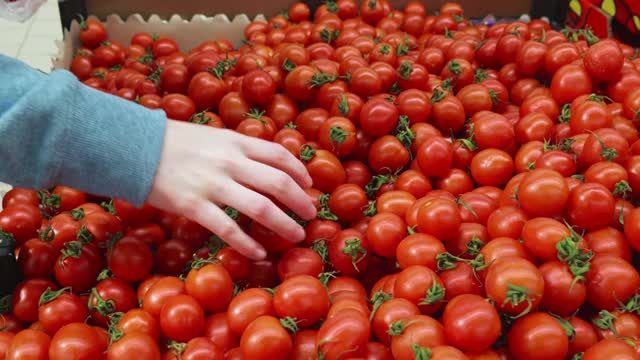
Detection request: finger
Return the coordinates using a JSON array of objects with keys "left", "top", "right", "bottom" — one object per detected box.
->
[
  {"left": 214, "top": 182, "right": 306, "bottom": 244},
  {"left": 233, "top": 160, "right": 317, "bottom": 220},
  {"left": 186, "top": 200, "right": 267, "bottom": 261},
  {"left": 240, "top": 138, "right": 312, "bottom": 189}
]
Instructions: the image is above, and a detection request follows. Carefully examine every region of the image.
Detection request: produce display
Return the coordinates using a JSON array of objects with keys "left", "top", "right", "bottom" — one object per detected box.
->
[{"left": 3, "top": 0, "right": 640, "bottom": 359}]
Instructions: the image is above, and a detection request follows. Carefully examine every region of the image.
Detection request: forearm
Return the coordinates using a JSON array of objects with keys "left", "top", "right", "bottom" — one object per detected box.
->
[{"left": 0, "top": 55, "right": 166, "bottom": 205}]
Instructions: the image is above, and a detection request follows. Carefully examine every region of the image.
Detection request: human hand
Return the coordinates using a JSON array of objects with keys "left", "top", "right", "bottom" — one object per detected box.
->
[{"left": 147, "top": 120, "right": 317, "bottom": 260}]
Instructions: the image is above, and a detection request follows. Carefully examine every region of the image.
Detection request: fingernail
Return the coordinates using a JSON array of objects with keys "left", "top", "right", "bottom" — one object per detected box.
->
[
  {"left": 294, "top": 226, "right": 306, "bottom": 242},
  {"left": 254, "top": 247, "right": 267, "bottom": 260}
]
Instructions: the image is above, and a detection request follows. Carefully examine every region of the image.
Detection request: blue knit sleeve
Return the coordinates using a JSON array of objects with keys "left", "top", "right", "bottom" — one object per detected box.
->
[{"left": 0, "top": 55, "right": 166, "bottom": 206}]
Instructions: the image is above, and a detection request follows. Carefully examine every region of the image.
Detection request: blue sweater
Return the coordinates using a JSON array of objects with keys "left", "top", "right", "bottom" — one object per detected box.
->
[{"left": 0, "top": 55, "right": 166, "bottom": 206}]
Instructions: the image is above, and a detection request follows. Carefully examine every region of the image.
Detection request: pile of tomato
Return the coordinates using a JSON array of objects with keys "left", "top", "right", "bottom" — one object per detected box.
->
[{"left": 3, "top": 0, "right": 640, "bottom": 359}]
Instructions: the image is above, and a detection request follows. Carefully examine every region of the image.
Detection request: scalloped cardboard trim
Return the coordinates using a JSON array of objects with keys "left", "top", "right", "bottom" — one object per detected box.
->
[{"left": 53, "top": 13, "right": 267, "bottom": 70}]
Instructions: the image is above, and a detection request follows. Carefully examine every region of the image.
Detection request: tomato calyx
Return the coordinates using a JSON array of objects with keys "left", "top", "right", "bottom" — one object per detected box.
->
[
  {"left": 145, "top": 67, "right": 162, "bottom": 85},
  {"left": 581, "top": 29, "right": 600, "bottom": 46},
  {"left": 97, "top": 268, "right": 113, "bottom": 281},
  {"left": 557, "top": 103, "right": 571, "bottom": 123},
  {"left": 320, "top": 28, "right": 340, "bottom": 44},
  {"left": 447, "top": 61, "right": 462, "bottom": 76},
  {"left": 309, "top": 72, "right": 338, "bottom": 88},
  {"left": 573, "top": 352, "right": 584, "bottom": 360},
  {"left": 444, "top": 27, "right": 454, "bottom": 39},
  {"left": 411, "top": 344, "right": 433, "bottom": 360},
  {"left": 527, "top": 162, "right": 536, "bottom": 171},
  {"left": 342, "top": 238, "right": 367, "bottom": 272},
  {"left": 430, "top": 87, "right": 449, "bottom": 104},
  {"left": 282, "top": 57, "right": 297, "bottom": 72},
  {"left": 313, "top": 240, "right": 330, "bottom": 264},
  {"left": 190, "top": 255, "right": 219, "bottom": 270},
  {"left": 338, "top": 94, "right": 349, "bottom": 116},
  {"left": 209, "top": 58, "right": 236, "bottom": 79},
  {"left": 317, "top": 194, "right": 339, "bottom": 221},
  {"left": 560, "top": 27, "right": 580, "bottom": 42},
  {"left": 77, "top": 14, "right": 88, "bottom": 30},
  {"left": 418, "top": 278, "right": 445, "bottom": 306},
  {"left": 456, "top": 197, "right": 479, "bottom": 220},
  {"left": 613, "top": 180, "right": 632, "bottom": 198},
  {"left": 167, "top": 340, "right": 187, "bottom": 357},
  {"left": 190, "top": 111, "right": 213, "bottom": 125},
  {"left": 107, "top": 312, "right": 125, "bottom": 344},
  {"left": 280, "top": 316, "right": 300, "bottom": 333},
  {"left": 39, "top": 225, "right": 55, "bottom": 242},
  {"left": 398, "top": 61, "right": 413, "bottom": 80},
  {"left": 88, "top": 286, "right": 116, "bottom": 316},
  {"left": 378, "top": 44, "right": 391, "bottom": 55},
  {"left": 38, "top": 286, "right": 71, "bottom": 306},
  {"left": 395, "top": 115, "right": 416, "bottom": 152},
  {"left": 503, "top": 283, "right": 537, "bottom": 319},
  {"left": 437, "top": 252, "right": 464, "bottom": 271},
  {"left": 363, "top": 200, "right": 377, "bottom": 218},
  {"left": 550, "top": 313, "right": 576, "bottom": 341},
  {"left": 0, "top": 295, "right": 11, "bottom": 313},
  {"left": 244, "top": 109, "right": 268, "bottom": 123},
  {"left": 205, "top": 235, "right": 226, "bottom": 257},
  {"left": 318, "top": 271, "right": 336, "bottom": 288},
  {"left": 459, "top": 124, "right": 479, "bottom": 151},
  {"left": 364, "top": 173, "right": 395, "bottom": 198},
  {"left": 396, "top": 42, "right": 410, "bottom": 57},
  {"left": 556, "top": 226, "right": 592, "bottom": 291},
  {"left": 474, "top": 68, "right": 490, "bottom": 83},
  {"left": 572, "top": 174, "right": 585, "bottom": 182},
  {"left": 593, "top": 310, "right": 619, "bottom": 337},
  {"left": 590, "top": 131, "right": 618, "bottom": 161},
  {"left": 38, "top": 190, "right": 61, "bottom": 218},
  {"left": 465, "top": 236, "right": 486, "bottom": 257},
  {"left": 325, "top": 0, "right": 338, "bottom": 13},
  {"left": 69, "top": 208, "right": 86, "bottom": 221},
  {"left": 77, "top": 224, "right": 95, "bottom": 245},
  {"left": 368, "top": 0, "right": 377, "bottom": 9},
  {"left": 329, "top": 126, "right": 349, "bottom": 147},
  {"left": 369, "top": 291, "right": 393, "bottom": 321},
  {"left": 223, "top": 206, "right": 239, "bottom": 221},
  {"left": 300, "top": 144, "right": 317, "bottom": 162}
]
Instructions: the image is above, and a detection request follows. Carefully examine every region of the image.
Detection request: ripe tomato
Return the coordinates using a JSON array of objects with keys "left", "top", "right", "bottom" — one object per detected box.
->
[
  {"left": 416, "top": 136, "right": 453, "bottom": 178},
  {"left": 484, "top": 257, "right": 544, "bottom": 317},
  {"left": 242, "top": 69, "right": 276, "bottom": 105},
  {"left": 88, "top": 277, "right": 137, "bottom": 326},
  {"left": 185, "top": 263, "right": 234, "bottom": 313},
  {"left": 239, "top": 315, "right": 293, "bottom": 360},
  {"left": 54, "top": 241, "right": 101, "bottom": 293},
  {"left": 470, "top": 149, "right": 514, "bottom": 186},
  {"left": 394, "top": 265, "right": 445, "bottom": 315},
  {"left": 368, "top": 135, "right": 411, "bottom": 174},
  {"left": 159, "top": 294, "right": 205, "bottom": 342},
  {"left": 49, "top": 322, "right": 105, "bottom": 360},
  {"left": 5, "top": 329, "right": 50, "bottom": 360},
  {"left": 115, "top": 308, "right": 161, "bottom": 341},
  {"left": 359, "top": 98, "right": 399, "bottom": 138},
  {"left": 107, "top": 332, "right": 161, "bottom": 360},
  {"left": 583, "top": 39, "right": 624, "bottom": 82},
  {"left": 227, "top": 288, "right": 275, "bottom": 336},
  {"left": 582, "top": 338, "right": 638, "bottom": 360},
  {"left": 108, "top": 236, "right": 153, "bottom": 282},
  {"left": 508, "top": 312, "right": 569, "bottom": 360},
  {"left": 38, "top": 289, "right": 89, "bottom": 335},
  {"left": 274, "top": 275, "right": 330, "bottom": 328},
  {"left": 550, "top": 64, "right": 592, "bottom": 105},
  {"left": 141, "top": 276, "right": 186, "bottom": 317},
  {"left": 586, "top": 256, "right": 640, "bottom": 310},
  {"left": 302, "top": 148, "right": 346, "bottom": 193},
  {"left": 416, "top": 197, "right": 461, "bottom": 241},
  {"left": 318, "top": 116, "right": 358, "bottom": 157},
  {"left": 11, "top": 279, "right": 57, "bottom": 323},
  {"left": 328, "top": 228, "right": 371, "bottom": 276},
  {"left": 396, "top": 233, "right": 445, "bottom": 271},
  {"left": 442, "top": 294, "right": 501, "bottom": 353},
  {"left": 390, "top": 314, "right": 447, "bottom": 359}
]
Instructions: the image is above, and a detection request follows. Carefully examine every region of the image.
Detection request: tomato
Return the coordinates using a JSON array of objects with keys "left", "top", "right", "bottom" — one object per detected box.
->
[
  {"left": 302, "top": 148, "right": 346, "bottom": 193},
  {"left": 539, "top": 260, "right": 587, "bottom": 315},
  {"left": 238, "top": 315, "right": 293, "bottom": 359},
  {"left": 0, "top": 204, "right": 42, "bottom": 246},
  {"left": 107, "top": 332, "right": 161, "bottom": 360},
  {"left": 568, "top": 182, "right": 615, "bottom": 230},
  {"left": 416, "top": 136, "right": 453, "bottom": 178},
  {"left": 54, "top": 241, "right": 101, "bottom": 293},
  {"left": 318, "top": 116, "right": 357, "bottom": 158},
  {"left": 582, "top": 338, "right": 638, "bottom": 359},
  {"left": 583, "top": 39, "right": 624, "bottom": 82},
  {"left": 368, "top": 135, "right": 411, "bottom": 174},
  {"left": 508, "top": 312, "right": 569, "bottom": 360},
  {"left": 359, "top": 98, "right": 399, "bottom": 139},
  {"left": 38, "top": 289, "right": 89, "bottom": 335},
  {"left": 470, "top": 149, "right": 514, "bottom": 186},
  {"left": 442, "top": 294, "right": 501, "bottom": 353},
  {"left": 521, "top": 217, "right": 573, "bottom": 262},
  {"left": 586, "top": 256, "right": 640, "bottom": 310},
  {"left": 185, "top": 263, "right": 233, "bottom": 314},
  {"left": 49, "top": 322, "right": 104, "bottom": 360},
  {"left": 550, "top": 64, "right": 592, "bottom": 105},
  {"left": 273, "top": 274, "right": 330, "bottom": 328},
  {"left": 484, "top": 257, "right": 544, "bottom": 317},
  {"left": 16, "top": 236, "right": 58, "bottom": 279},
  {"left": 89, "top": 277, "right": 137, "bottom": 326},
  {"left": 142, "top": 276, "right": 186, "bottom": 317},
  {"left": 159, "top": 294, "right": 205, "bottom": 342},
  {"left": 115, "top": 308, "right": 161, "bottom": 340},
  {"left": 203, "top": 312, "right": 238, "bottom": 352},
  {"left": 390, "top": 314, "right": 447, "bottom": 359},
  {"left": 11, "top": 279, "right": 57, "bottom": 323},
  {"left": 317, "top": 308, "right": 370, "bottom": 360},
  {"left": 396, "top": 233, "right": 445, "bottom": 271},
  {"left": 5, "top": 329, "right": 50, "bottom": 360},
  {"left": 416, "top": 197, "right": 461, "bottom": 242},
  {"left": 328, "top": 228, "right": 371, "bottom": 276},
  {"left": 393, "top": 265, "right": 445, "bottom": 315},
  {"left": 517, "top": 169, "right": 569, "bottom": 217},
  {"left": 227, "top": 288, "right": 275, "bottom": 336},
  {"left": 108, "top": 236, "right": 153, "bottom": 282}
]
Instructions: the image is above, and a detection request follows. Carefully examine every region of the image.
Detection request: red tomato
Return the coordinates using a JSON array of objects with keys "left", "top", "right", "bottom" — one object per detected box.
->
[
  {"left": 442, "top": 294, "right": 501, "bottom": 352},
  {"left": 508, "top": 312, "right": 569, "bottom": 360}
]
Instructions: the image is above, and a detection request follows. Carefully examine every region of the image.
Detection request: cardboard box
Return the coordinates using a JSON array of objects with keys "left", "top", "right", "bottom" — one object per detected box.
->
[{"left": 81, "top": 0, "right": 532, "bottom": 20}]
